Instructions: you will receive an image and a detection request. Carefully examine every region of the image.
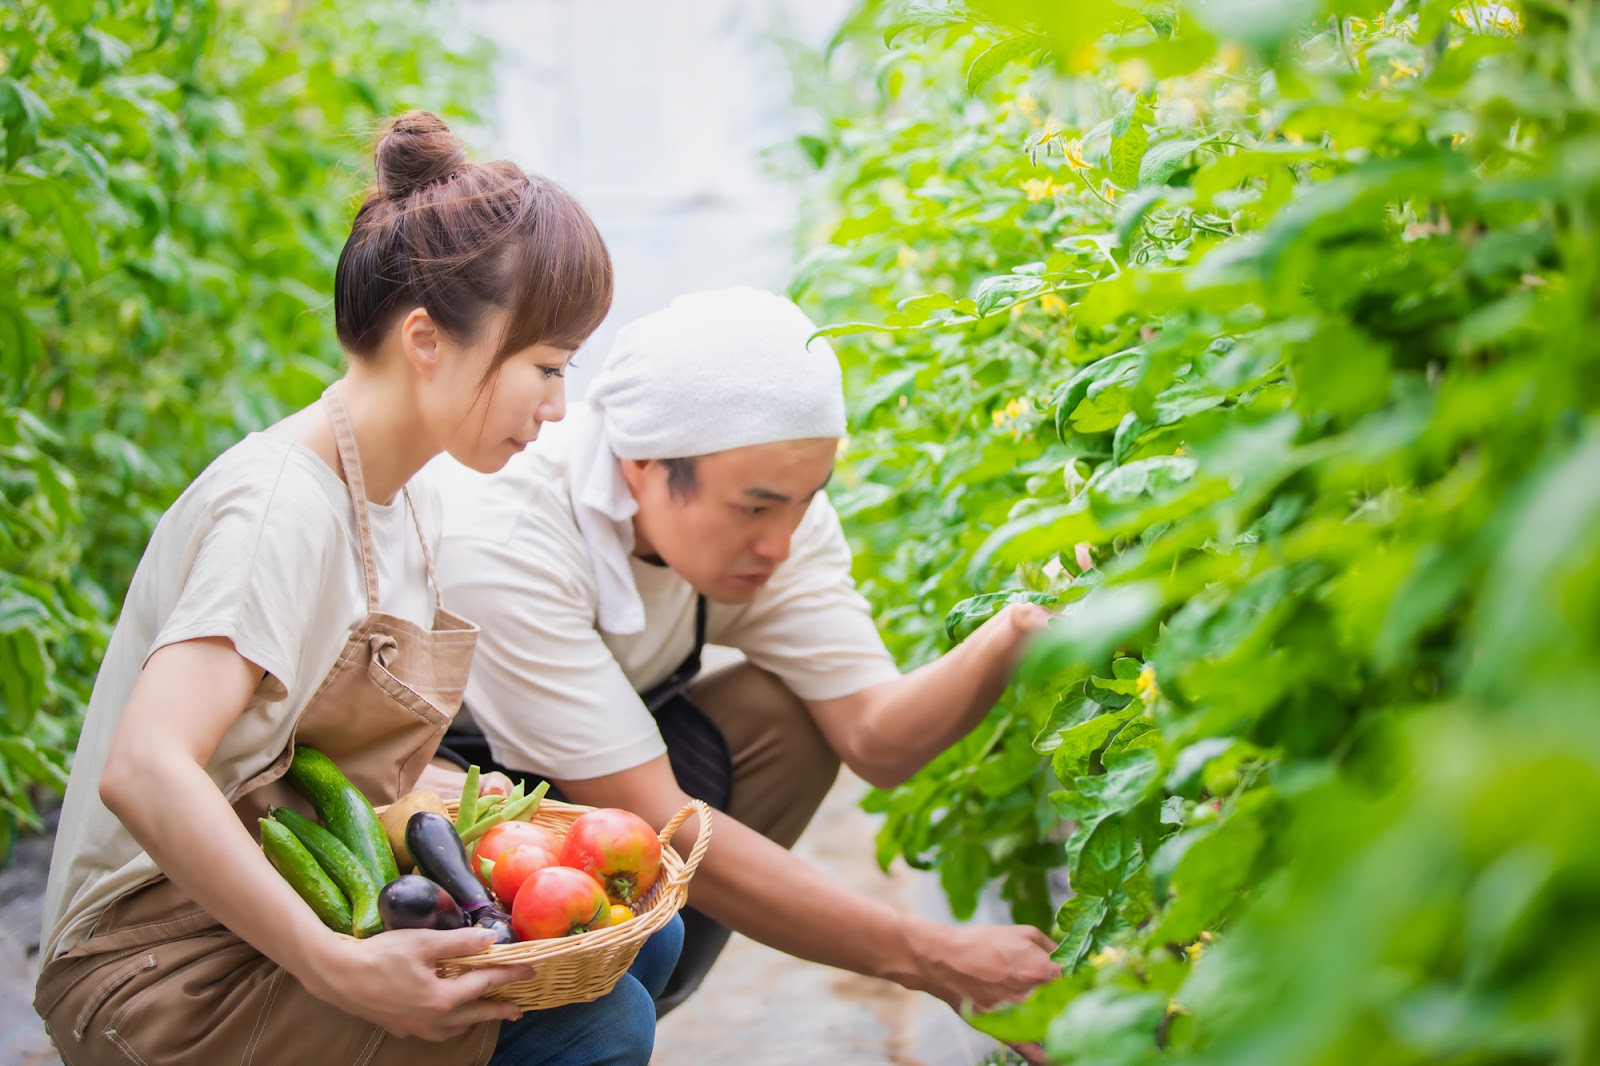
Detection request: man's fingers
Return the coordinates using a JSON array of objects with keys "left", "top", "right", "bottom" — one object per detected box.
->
[
  {"left": 1027, "top": 927, "right": 1060, "bottom": 953},
  {"left": 1009, "top": 1041, "right": 1051, "bottom": 1066}
]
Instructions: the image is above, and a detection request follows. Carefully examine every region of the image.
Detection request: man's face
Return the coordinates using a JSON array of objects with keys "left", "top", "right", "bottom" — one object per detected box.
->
[{"left": 625, "top": 438, "right": 838, "bottom": 603}]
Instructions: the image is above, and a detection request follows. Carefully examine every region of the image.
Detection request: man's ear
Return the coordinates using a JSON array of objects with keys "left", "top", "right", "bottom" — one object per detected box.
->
[
  {"left": 399, "top": 307, "right": 440, "bottom": 378},
  {"left": 618, "top": 457, "right": 651, "bottom": 496}
]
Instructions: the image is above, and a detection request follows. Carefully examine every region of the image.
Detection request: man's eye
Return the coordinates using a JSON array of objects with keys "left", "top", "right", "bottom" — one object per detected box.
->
[{"left": 743, "top": 505, "right": 767, "bottom": 517}]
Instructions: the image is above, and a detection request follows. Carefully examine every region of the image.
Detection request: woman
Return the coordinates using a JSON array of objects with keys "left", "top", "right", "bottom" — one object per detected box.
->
[{"left": 34, "top": 111, "right": 681, "bottom": 1066}]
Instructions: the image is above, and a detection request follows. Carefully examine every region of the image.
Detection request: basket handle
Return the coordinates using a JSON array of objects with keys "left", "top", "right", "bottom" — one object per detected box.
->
[{"left": 658, "top": 799, "right": 712, "bottom": 891}]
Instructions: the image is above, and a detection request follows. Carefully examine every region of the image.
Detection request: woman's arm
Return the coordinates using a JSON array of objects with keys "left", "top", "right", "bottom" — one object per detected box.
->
[{"left": 100, "top": 637, "right": 533, "bottom": 1040}]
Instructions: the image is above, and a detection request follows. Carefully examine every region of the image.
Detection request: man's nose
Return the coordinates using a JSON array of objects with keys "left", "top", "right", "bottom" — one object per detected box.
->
[{"left": 751, "top": 526, "right": 793, "bottom": 565}]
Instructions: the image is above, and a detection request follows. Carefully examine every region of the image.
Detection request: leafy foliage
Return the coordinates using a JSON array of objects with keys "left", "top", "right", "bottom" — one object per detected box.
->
[
  {"left": 792, "top": 0, "right": 1600, "bottom": 1059},
  {"left": 0, "top": 0, "right": 488, "bottom": 860}
]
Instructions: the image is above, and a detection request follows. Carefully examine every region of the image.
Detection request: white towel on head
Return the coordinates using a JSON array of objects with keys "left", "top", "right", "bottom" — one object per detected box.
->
[{"left": 568, "top": 287, "right": 847, "bottom": 634}]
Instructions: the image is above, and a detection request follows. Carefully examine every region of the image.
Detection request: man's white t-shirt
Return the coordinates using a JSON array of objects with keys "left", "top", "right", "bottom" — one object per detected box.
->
[
  {"left": 424, "top": 411, "right": 900, "bottom": 782},
  {"left": 41, "top": 433, "right": 439, "bottom": 962}
]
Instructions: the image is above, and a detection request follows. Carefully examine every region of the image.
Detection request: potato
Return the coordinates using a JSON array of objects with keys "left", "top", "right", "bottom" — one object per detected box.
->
[{"left": 379, "top": 790, "right": 448, "bottom": 872}]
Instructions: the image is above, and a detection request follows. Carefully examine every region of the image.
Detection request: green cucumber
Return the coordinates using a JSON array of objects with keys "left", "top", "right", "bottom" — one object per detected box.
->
[
  {"left": 270, "top": 806, "right": 383, "bottom": 938},
  {"left": 286, "top": 746, "right": 400, "bottom": 888},
  {"left": 260, "top": 817, "right": 353, "bottom": 934}
]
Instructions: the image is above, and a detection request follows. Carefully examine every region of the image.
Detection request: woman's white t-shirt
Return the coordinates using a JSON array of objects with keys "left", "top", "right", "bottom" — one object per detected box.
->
[{"left": 40, "top": 432, "right": 439, "bottom": 962}]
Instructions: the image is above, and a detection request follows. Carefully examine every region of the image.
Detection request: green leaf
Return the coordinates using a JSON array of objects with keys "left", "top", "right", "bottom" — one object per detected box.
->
[
  {"left": 1053, "top": 894, "right": 1112, "bottom": 971},
  {"left": 1110, "top": 95, "right": 1153, "bottom": 190},
  {"left": 967, "top": 34, "right": 1052, "bottom": 94},
  {"left": 1050, "top": 705, "right": 1141, "bottom": 781},
  {"left": 1138, "top": 138, "right": 1202, "bottom": 186},
  {"left": 1044, "top": 987, "right": 1168, "bottom": 1064}
]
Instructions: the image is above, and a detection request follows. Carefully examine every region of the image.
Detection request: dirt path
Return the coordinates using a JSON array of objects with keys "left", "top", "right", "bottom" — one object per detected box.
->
[{"left": 651, "top": 772, "right": 1004, "bottom": 1066}]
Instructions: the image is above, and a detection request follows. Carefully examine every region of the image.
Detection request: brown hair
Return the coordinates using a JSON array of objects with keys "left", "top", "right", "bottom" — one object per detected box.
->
[{"left": 334, "top": 111, "right": 611, "bottom": 371}]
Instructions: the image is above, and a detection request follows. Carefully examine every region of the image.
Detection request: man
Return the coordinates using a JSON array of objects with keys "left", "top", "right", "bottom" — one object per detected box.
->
[{"left": 426, "top": 288, "right": 1059, "bottom": 1037}]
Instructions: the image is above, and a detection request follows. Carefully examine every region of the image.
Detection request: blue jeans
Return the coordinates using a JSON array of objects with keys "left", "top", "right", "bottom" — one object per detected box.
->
[{"left": 488, "top": 914, "right": 684, "bottom": 1066}]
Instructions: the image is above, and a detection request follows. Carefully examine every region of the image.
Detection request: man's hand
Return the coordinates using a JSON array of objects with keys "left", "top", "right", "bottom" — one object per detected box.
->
[
  {"left": 975, "top": 601, "right": 1055, "bottom": 674},
  {"left": 910, "top": 921, "right": 1061, "bottom": 1014}
]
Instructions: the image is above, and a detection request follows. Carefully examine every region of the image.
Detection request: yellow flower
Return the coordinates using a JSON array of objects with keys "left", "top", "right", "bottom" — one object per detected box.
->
[
  {"left": 1089, "top": 947, "right": 1126, "bottom": 968},
  {"left": 1063, "top": 138, "right": 1090, "bottom": 172},
  {"left": 1498, "top": 10, "right": 1522, "bottom": 32},
  {"left": 1283, "top": 129, "right": 1305, "bottom": 146},
  {"left": 896, "top": 246, "right": 918, "bottom": 269},
  {"left": 992, "top": 397, "right": 1030, "bottom": 429},
  {"left": 1016, "top": 92, "right": 1040, "bottom": 115},
  {"left": 1101, "top": 179, "right": 1120, "bottom": 203},
  {"left": 1023, "top": 178, "right": 1060, "bottom": 202},
  {"left": 1039, "top": 292, "right": 1067, "bottom": 316},
  {"left": 1451, "top": 131, "right": 1468, "bottom": 147},
  {"left": 1137, "top": 664, "right": 1160, "bottom": 703},
  {"left": 1215, "top": 43, "right": 1246, "bottom": 73},
  {"left": 1184, "top": 941, "right": 1205, "bottom": 961},
  {"left": 1390, "top": 58, "right": 1421, "bottom": 79}
]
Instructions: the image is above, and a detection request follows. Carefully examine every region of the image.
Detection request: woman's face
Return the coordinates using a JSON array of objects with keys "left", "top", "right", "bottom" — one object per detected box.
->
[{"left": 428, "top": 309, "right": 574, "bottom": 473}]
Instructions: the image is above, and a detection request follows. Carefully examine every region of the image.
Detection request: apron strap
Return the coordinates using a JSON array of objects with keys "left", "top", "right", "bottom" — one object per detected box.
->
[
  {"left": 322, "top": 383, "right": 381, "bottom": 613},
  {"left": 402, "top": 486, "right": 445, "bottom": 611}
]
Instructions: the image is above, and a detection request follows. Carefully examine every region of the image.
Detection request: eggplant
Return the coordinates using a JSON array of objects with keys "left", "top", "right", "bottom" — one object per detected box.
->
[
  {"left": 474, "top": 910, "right": 516, "bottom": 945},
  {"left": 378, "top": 874, "right": 466, "bottom": 931},
  {"left": 406, "top": 811, "right": 494, "bottom": 919}
]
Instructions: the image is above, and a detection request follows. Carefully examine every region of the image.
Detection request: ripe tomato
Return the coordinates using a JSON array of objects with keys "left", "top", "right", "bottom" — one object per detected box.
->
[
  {"left": 510, "top": 866, "right": 609, "bottom": 940},
  {"left": 472, "top": 822, "right": 561, "bottom": 887},
  {"left": 490, "top": 843, "right": 558, "bottom": 909},
  {"left": 607, "top": 904, "right": 634, "bottom": 927},
  {"left": 557, "top": 808, "right": 662, "bottom": 905}
]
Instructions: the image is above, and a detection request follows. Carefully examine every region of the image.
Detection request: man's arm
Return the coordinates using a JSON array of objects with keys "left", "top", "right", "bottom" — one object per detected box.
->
[
  {"left": 554, "top": 755, "right": 1060, "bottom": 1014},
  {"left": 806, "top": 602, "right": 1053, "bottom": 790}
]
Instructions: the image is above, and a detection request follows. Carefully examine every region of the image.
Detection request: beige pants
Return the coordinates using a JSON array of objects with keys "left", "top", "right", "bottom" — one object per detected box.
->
[{"left": 652, "top": 662, "right": 842, "bottom": 1013}]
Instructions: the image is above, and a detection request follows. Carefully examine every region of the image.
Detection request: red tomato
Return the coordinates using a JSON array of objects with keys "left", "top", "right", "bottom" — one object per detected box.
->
[
  {"left": 490, "top": 843, "right": 558, "bottom": 909},
  {"left": 480, "top": 781, "right": 510, "bottom": 798},
  {"left": 556, "top": 808, "right": 662, "bottom": 905},
  {"left": 510, "top": 866, "right": 609, "bottom": 940},
  {"left": 472, "top": 823, "right": 561, "bottom": 887}
]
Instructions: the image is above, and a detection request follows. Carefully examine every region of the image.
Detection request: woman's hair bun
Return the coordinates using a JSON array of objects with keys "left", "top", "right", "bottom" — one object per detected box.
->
[{"left": 373, "top": 110, "right": 469, "bottom": 198}]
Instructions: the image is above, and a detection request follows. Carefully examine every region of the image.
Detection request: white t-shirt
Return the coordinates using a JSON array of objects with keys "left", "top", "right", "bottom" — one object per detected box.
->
[
  {"left": 424, "top": 412, "right": 900, "bottom": 782},
  {"left": 41, "top": 433, "right": 440, "bottom": 962}
]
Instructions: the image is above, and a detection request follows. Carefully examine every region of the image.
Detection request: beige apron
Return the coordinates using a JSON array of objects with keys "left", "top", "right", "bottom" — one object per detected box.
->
[{"left": 35, "top": 385, "right": 496, "bottom": 1066}]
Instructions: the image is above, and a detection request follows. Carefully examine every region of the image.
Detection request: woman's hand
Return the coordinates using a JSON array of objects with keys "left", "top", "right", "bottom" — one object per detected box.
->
[
  {"left": 301, "top": 925, "right": 536, "bottom": 1041},
  {"left": 413, "top": 760, "right": 515, "bottom": 802}
]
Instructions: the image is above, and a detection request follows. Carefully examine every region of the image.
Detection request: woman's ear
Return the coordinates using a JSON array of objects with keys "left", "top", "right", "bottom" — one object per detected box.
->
[{"left": 399, "top": 307, "right": 440, "bottom": 377}]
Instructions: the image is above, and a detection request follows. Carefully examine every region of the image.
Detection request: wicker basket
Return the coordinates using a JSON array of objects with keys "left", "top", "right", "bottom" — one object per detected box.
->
[{"left": 388, "top": 796, "right": 711, "bottom": 1009}]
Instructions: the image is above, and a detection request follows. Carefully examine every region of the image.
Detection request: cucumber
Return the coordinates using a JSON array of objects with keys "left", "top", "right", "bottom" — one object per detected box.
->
[
  {"left": 286, "top": 746, "right": 400, "bottom": 888},
  {"left": 270, "top": 806, "right": 384, "bottom": 938},
  {"left": 260, "top": 817, "right": 353, "bottom": 934}
]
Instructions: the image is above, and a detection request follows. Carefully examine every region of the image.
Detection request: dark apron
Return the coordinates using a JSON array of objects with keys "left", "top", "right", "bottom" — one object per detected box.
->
[{"left": 439, "top": 596, "right": 733, "bottom": 811}]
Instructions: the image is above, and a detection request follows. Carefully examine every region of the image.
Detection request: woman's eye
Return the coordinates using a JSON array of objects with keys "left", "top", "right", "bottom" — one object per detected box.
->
[
  {"left": 541, "top": 366, "right": 565, "bottom": 379},
  {"left": 743, "top": 506, "right": 767, "bottom": 517}
]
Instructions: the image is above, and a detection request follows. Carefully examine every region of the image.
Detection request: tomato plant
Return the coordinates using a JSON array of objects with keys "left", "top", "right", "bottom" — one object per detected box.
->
[
  {"left": 0, "top": 0, "right": 489, "bottom": 862},
  {"left": 791, "top": 1, "right": 1600, "bottom": 1061}
]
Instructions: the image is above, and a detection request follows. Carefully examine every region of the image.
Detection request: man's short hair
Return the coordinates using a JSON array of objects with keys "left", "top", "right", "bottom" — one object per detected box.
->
[{"left": 662, "top": 457, "right": 699, "bottom": 499}]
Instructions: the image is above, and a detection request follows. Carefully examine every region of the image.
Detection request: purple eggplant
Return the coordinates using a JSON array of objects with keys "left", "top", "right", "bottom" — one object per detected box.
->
[
  {"left": 378, "top": 874, "right": 466, "bottom": 931},
  {"left": 406, "top": 811, "right": 494, "bottom": 919},
  {"left": 474, "top": 910, "right": 516, "bottom": 945}
]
